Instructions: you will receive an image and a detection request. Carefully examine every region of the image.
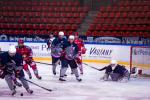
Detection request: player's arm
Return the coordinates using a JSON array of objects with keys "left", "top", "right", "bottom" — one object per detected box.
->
[
  {"left": 99, "top": 67, "right": 107, "bottom": 71},
  {"left": 73, "top": 43, "right": 80, "bottom": 59},
  {"left": 74, "top": 44, "right": 79, "bottom": 55}
]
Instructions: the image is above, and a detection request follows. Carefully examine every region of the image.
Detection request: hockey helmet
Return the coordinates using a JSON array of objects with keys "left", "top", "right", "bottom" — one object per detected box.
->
[{"left": 8, "top": 45, "right": 16, "bottom": 54}]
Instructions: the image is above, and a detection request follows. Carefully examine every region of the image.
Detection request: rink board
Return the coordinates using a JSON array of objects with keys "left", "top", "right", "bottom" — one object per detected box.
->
[{"left": 0, "top": 41, "right": 150, "bottom": 69}]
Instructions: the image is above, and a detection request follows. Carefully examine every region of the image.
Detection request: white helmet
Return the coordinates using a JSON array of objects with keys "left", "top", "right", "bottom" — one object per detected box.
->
[
  {"left": 58, "top": 31, "right": 64, "bottom": 36},
  {"left": 69, "top": 35, "right": 75, "bottom": 40},
  {"left": 8, "top": 45, "right": 16, "bottom": 54},
  {"left": 111, "top": 60, "right": 118, "bottom": 64}
]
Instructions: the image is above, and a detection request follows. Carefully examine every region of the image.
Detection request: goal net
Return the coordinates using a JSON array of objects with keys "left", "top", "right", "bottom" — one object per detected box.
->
[{"left": 130, "top": 46, "right": 150, "bottom": 75}]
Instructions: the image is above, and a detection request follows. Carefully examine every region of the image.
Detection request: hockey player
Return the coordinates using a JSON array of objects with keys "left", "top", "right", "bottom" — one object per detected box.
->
[
  {"left": 99, "top": 60, "right": 130, "bottom": 81},
  {"left": 47, "top": 33, "right": 55, "bottom": 50},
  {"left": 0, "top": 46, "right": 33, "bottom": 95},
  {"left": 74, "top": 32, "right": 86, "bottom": 74},
  {"left": 16, "top": 39, "right": 41, "bottom": 79},
  {"left": 0, "top": 47, "right": 22, "bottom": 87},
  {"left": 51, "top": 31, "right": 67, "bottom": 75},
  {"left": 59, "top": 35, "right": 82, "bottom": 82}
]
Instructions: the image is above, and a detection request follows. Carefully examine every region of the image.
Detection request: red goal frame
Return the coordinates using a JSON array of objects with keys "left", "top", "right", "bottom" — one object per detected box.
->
[{"left": 130, "top": 46, "right": 150, "bottom": 73}]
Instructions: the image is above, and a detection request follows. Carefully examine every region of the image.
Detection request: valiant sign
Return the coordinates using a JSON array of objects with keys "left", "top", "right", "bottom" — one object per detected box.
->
[{"left": 90, "top": 47, "right": 112, "bottom": 56}]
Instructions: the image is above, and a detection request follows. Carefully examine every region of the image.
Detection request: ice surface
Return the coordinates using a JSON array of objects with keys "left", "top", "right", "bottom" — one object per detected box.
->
[{"left": 0, "top": 63, "right": 150, "bottom": 100}]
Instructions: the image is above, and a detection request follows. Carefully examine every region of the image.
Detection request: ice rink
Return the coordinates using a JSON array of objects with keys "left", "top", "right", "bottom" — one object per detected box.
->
[{"left": 0, "top": 62, "right": 150, "bottom": 100}]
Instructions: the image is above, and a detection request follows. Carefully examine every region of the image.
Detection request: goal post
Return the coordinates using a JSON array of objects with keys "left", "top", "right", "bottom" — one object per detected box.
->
[{"left": 130, "top": 46, "right": 150, "bottom": 75}]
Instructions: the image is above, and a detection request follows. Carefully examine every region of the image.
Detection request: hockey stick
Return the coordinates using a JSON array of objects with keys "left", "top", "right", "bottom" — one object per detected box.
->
[
  {"left": 24, "top": 79, "right": 52, "bottom": 92},
  {"left": 83, "top": 63, "right": 100, "bottom": 71},
  {"left": 35, "top": 61, "right": 52, "bottom": 65},
  {"left": 35, "top": 61, "right": 100, "bottom": 71}
]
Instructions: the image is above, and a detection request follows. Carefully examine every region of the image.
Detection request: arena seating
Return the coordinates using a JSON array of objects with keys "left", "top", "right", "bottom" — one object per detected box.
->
[
  {"left": 0, "top": 1, "right": 89, "bottom": 35},
  {"left": 87, "top": 0, "right": 150, "bottom": 37}
]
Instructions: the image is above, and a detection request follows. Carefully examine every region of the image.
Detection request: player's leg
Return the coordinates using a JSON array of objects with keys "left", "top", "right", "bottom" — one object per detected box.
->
[
  {"left": 18, "top": 70, "right": 33, "bottom": 94},
  {"left": 118, "top": 70, "right": 130, "bottom": 82},
  {"left": 52, "top": 56, "right": 60, "bottom": 75},
  {"left": 29, "top": 61, "right": 41, "bottom": 79},
  {"left": 23, "top": 61, "right": 32, "bottom": 79},
  {"left": 12, "top": 75, "right": 22, "bottom": 87},
  {"left": 59, "top": 59, "right": 68, "bottom": 81},
  {"left": 5, "top": 74, "right": 16, "bottom": 95},
  {"left": 69, "top": 60, "right": 82, "bottom": 82},
  {"left": 110, "top": 73, "right": 120, "bottom": 81},
  {"left": 76, "top": 56, "right": 83, "bottom": 74}
]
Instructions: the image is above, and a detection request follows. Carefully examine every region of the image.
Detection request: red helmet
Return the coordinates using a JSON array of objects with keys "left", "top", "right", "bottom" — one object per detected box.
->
[{"left": 18, "top": 39, "right": 24, "bottom": 45}]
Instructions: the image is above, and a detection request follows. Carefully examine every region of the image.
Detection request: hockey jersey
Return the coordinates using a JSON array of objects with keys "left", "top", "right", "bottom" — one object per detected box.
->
[
  {"left": 16, "top": 45, "right": 33, "bottom": 61},
  {"left": 64, "top": 42, "right": 79, "bottom": 60}
]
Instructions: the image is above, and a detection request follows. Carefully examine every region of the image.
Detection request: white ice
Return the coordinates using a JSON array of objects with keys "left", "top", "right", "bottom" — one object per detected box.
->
[{"left": 0, "top": 62, "right": 150, "bottom": 100}]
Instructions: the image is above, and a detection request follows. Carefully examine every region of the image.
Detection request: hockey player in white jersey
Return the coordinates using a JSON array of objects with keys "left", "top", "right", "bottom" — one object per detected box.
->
[
  {"left": 59, "top": 35, "right": 82, "bottom": 82},
  {"left": 51, "top": 31, "right": 68, "bottom": 75},
  {"left": 47, "top": 33, "right": 55, "bottom": 50},
  {"left": 0, "top": 46, "right": 33, "bottom": 95}
]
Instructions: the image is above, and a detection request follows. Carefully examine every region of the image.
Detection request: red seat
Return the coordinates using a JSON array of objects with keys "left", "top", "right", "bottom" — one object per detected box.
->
[
  {"left": 86, "top": 31, "right": 91, "bottom": 36},
  {"left": 21, "top": 30, "right": 27, "bottom": 34},
  {"left": 39, "top": 24, "right": 45, "bottom": 30},
  {"left": 109, "top": 12, "right": 115, "bottom": 18},
  {"left": 115, "top": 12, "right": 121, "bottom": 18},
  {"left": 71, "top": 25, "right": 78, "bottom": 30},
  {"left": 58, "top": 25, "right": 65, "bottom": 31},
  {"left": 71, "top": 7, "right": 77, "bottom": 12},
  {"left": 74, "top": 1, "right": 80, "bottom": 6},
  {"left": 26, "top": 24, "right": 33, "bottom": 29},
  {"left": 65, "top": 24, "right": 72, "bottom": 31},
  {"left": 80, "top": 13, "right": 86, "bottom": 18},
  {"left": 100, "top": 6, "right": 105, "bottom": 12},
  {"left": 122, "top": 12, "right": 127, "bottom": 18},
  {"left": 66, "top": 7, "right": 71, "bottom": 12},
  {"left": 14, "top": 30, "right": 21, "bottom": 35},
  {"left": 89, "top": 24, "right": 95, "bottom": 31},
  {"left": 74, "top": 13, "right": 79, "bottom": 18},
  {"left": 27, "top": 30, "right": 34, "bottom": 34},
  {"left": 46, "top": 24, "right": 52, "bottom": 30}
]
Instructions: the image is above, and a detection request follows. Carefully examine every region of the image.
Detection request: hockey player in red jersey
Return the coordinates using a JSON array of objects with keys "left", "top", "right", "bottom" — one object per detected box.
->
[
  {"left": 74, "top": 32, "right": 86, "bottom": 74},
  {"left": 16, "top": 39, "right": 41, "bottom": 80}
]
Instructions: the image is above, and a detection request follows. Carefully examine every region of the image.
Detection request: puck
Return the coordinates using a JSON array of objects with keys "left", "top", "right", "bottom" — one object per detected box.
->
[{"left": 20, "top": 93, "right": 23, "bottom": 96}]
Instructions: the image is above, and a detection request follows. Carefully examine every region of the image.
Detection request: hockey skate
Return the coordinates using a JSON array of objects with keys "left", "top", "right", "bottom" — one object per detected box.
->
[
  {"left": 11, "top": 89, "right": 16, "bottom": 96},
  {"left": 36, "top": 75, "right": 42, "bottom": 80},
  {"left": 76, "top": 77, "right": 82, "bottom": 82},
  {"left": 29, "top": 76, "right": 32, "bottom": 79},
  {"left": 59, "top": 77, "right": 66, "bottom": 81},
  {"left": 53, "top": 70, "right": 56, "bottom": 75},
  {"left": 26, "top": 88, "right": 33, "bottom": 94}
]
